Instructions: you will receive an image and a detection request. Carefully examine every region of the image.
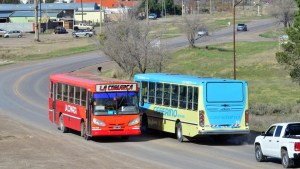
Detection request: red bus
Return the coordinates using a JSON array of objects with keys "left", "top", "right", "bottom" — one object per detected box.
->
[{"left": 48, "top": 72, "right": 141, "bottom": 140}]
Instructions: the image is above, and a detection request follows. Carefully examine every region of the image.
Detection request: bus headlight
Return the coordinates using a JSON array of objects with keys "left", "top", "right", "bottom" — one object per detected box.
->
[
  {"left": 128, "top": 117, "right": 140, "bottom": 126},
  {"left": 93, "top": 118, "right": 106, "bottom": 126}
]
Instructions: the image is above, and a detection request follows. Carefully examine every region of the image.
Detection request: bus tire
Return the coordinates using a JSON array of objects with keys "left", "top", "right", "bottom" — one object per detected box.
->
[
  {"left": 141, "top": 114, "right": 148, "bottom": 133},
  {"left": 59, "top": 114, "right": 67, "bottom": 133},
  {"left": 80, "top": 121, "right": 85, "bottom": 137},
  {"left": 176, "top": 122, "right": 183, "bottom": 142}
]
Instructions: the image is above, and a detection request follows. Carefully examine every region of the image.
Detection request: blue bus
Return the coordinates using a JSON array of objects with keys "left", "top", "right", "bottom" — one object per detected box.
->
[{"left": 134, "top": 73, "right": 249, "bottom": 142}]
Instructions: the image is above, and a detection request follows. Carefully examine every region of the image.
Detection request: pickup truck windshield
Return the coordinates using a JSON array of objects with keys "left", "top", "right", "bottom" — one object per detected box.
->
[{"left": 93, "top": 92, "right": 138, "bottom": 115}]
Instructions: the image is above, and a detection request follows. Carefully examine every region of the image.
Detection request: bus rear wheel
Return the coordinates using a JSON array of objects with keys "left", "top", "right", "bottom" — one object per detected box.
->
[
  {"left": 59, "top": 114, "right": 67, "bottom": 133},
  {"left": 176, "top": 122, "right": 183, "bottom": 142}
]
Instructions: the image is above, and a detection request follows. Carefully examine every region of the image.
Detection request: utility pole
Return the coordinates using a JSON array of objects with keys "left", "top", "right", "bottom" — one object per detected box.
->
[
  {"left": 99, "top": 0, "right": 102, "bottom": 32},
  {"left": 233, "top": 0, "right": 243, "bottom": 80},
  {"left": 81, "top": 0, "right": 83, "bottom": 22},
  {"left": 146, "top": 0, "right": 149, "bottom": 24},
  {"left": 34, "top": 0, "right": 39, "bottom": 41},
  {"left": 210, "top": 0, "right": 212, "bottom": 15}
]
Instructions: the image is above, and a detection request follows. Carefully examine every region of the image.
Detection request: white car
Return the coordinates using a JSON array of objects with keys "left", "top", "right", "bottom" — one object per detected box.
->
[
  {"left": 72, "top": 29, "right": 95, "bottom": 38},
  {"left": 254, "top": 122, "right": 300, "bottom": 168},
  {"left": 148, "top": 13, "right": 157, "bottom": 20},
  {"left": 197, "top": 28, "right": 208, "bottom": 37}
]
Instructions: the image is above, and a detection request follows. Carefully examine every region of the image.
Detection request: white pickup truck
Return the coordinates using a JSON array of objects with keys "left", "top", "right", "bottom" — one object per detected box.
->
[
  {"left": 254, "top": 122, "right": 300, "bottom": 168},
  {"left": 73, "top": 23, "right": 94, "bottom": 30}
]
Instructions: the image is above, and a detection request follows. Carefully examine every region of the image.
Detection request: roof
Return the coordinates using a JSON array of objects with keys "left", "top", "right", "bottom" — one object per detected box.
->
[
  {"left": 11, "top": 11, "right": 60, "bottom": 17},
  {"left": 271, "top": 122, "right": 300, "bottom": 126},
  {"left": 0, "top": 3, "right": 98, "bottom": 12},
  {"left": 50, "top": 72, "right": 135, "bottom": 86},
  {"left": 134, "top": 73, "right": 246, "bottom": 86},
  {"left": 77, "top": 0, "right": 139, "bottom": 8},
  {"left": 0, "top": 13, "right": 13, "bottom": 18}
]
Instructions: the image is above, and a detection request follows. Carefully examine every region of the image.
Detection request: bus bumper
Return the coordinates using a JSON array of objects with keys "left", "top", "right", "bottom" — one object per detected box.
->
[
  {"left": 91, "top": 128, "right": 141, "bottom": 137},
  {"left": 198, "top": 129, "right": 250, "bottom": 135}
]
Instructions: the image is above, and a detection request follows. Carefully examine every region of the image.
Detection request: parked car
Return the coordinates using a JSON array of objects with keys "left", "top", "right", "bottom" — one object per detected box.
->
[
  {"left": 148, "top": 13, "right": 157, "bottom": 20},
  {"left": 237, "top": 23, "right": 247, "bottom": 31},
  {"left": 0, "top": 28, "right": 7, "bottom": 37},
  {"left": 54, "top": 26, "right": 68, "bottom": 34},
  {"left": 197, "top": 28, "right": 209, "bottom": 37},
  {"left": 254, "top": 122, "right": 300, "bottom": 168},
  {"left": 4, "top": 30, "right": 22, "bottom": 38},
  {"left": 73, "top": 23, "right": 94, "bottom": 30},
  {"left": 72, "top": 29, "right": 95, "bottom": 38}
]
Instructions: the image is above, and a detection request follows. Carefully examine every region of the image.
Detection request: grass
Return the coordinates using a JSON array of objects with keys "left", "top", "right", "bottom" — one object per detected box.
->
[
  {"left": 259, "top": 28, "right": 286, "bottom": 38},
  {"left": 20, "top": 45, "right": 97, "bottom": 61},
  {"left": 165, "top": 41, "right": 300, "bottom": 106},
  {"left": 164, "top": 41, "right": 300, "bottom": 131}
]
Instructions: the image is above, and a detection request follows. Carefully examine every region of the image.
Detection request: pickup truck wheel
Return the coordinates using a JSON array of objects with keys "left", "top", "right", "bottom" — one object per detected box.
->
[
  {"left": 281, "top": 149, "right": 294, "bottom": 168},
  {"left": 255, "top": 144, "right": 266, "bottom": 162}
]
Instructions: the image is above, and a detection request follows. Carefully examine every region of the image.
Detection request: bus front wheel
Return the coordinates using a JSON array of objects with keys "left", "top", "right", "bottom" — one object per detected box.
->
[
  {"left": 141, "top": 114, "right": 148, "bottom": 133},
  {"left": 176, "top": 122, "right": 183, "bottom": 142},
  {"left": 59, "top": 114, "right": 68, "bottom": 133},
  {"left": 80, "top": 121, "right": 85, "bottom": 137}
]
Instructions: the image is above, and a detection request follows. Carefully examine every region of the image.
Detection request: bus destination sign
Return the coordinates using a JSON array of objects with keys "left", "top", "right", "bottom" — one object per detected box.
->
[{"left": 96, "top": 84, "right": 137, "bottom": 92}]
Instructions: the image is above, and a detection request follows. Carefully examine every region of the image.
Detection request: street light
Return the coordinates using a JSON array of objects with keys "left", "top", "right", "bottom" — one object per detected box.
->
[{"left": 233, "top": 0, "right": 243, "bottom": 80}]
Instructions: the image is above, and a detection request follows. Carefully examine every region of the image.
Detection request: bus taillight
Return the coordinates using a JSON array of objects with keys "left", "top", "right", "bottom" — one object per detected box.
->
[
  {"left": 199, "top": 110, "right": 205, "bottom": 127},
  {"left": 245, "top": 110, "right": 249, "bottom": 126}
]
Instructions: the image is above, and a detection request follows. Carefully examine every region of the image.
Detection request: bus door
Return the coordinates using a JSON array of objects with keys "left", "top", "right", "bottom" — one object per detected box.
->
[
  {"left": 49, "top": 82, "right": 57, "bottom": 124},
  {"left": 52, "top": 83, "right": 57, "bottom": 124},
  {"left": 85, "top": 91, "right": 92, "bottom": 137}
]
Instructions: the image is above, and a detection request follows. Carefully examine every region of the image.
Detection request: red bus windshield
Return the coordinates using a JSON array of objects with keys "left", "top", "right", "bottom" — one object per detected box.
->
[{"left": 93, "top": 92, "right": 138, "bottom": 115}]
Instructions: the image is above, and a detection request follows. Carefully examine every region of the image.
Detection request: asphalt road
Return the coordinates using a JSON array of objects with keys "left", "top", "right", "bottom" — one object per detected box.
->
[{"left": 0, "top": 18, "right": 289, "bottom": 169}]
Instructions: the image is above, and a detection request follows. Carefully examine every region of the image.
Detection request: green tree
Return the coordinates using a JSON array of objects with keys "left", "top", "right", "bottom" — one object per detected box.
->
[{"left": 276, "top": 0, "right": 300, "bottom": 84}]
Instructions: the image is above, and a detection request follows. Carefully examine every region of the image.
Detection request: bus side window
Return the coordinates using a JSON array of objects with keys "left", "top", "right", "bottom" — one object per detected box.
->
[
  {"left": 187, "top": 86, "right": 193, "bottom": 110},
  {"left": 148, "top": 82, "right": 155, "bottom": 104},
  {"left": 171, "top": 84, "right": 178, "bottom": 107},
  {"left": 57, "top": 83, "right": 62, "bottom": 100},
  {"left": 141, "top": 82, "right": 148, "bottom": 103},
  {"left": 49, "top": 81, "right": 53, "bottom": 99},
  {"left": 62, "top": 84, "right": 68, "bottom": 102},
  {"left": 81, "top": 88, "right": 87, "bottom": 106},
  {"left": 179, "top": 86, "right": 187, "bottom": 109},
  {"left": 163, "top": 83, "right": 170, "bottom": 106},
  {"left": 194, "top": 87, "right": 198, "bottom": 110},
  {"left": 75, "top": 86, "right": 80, "bottom": 105},
  {"left": 156, "top": 83, "right": 163, "bottom": 105},
  {"left": 69, "top": 85, "right": 74, "bottom": 103}
]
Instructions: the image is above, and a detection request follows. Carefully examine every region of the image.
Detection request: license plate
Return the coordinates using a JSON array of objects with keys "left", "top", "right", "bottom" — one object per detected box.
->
[{"left": 113, "top": 126, "right": 121, "bottom": 129}]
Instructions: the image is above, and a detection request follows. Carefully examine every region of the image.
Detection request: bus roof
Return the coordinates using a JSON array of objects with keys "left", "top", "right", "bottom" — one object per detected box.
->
[
  {"left": 134, "top": 73, "right": 247, "bottom": 85},
  {"left": 50, "top": 72, "right": 136, "bottom": 87}
]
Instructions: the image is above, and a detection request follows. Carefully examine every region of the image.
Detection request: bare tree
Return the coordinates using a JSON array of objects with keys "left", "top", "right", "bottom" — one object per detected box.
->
[
  {"left": 182, "top": 14, "right": 207, "bottom": 47},
  {"left": 98, "top": 12, "right": 167, "bottom": 79},
  {"left": 271, "top": 0, "right": 297, "bottom": 28}
]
